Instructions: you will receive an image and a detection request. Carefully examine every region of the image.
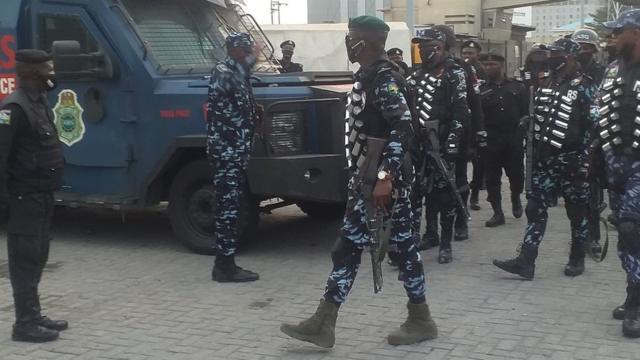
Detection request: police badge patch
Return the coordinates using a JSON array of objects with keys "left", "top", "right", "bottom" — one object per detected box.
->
[
  {"left": 0, "top": 110, "right": 10, "bottom": 125},
  {"left": 53, "top": 90, "right": 86, "bottom": 146}
]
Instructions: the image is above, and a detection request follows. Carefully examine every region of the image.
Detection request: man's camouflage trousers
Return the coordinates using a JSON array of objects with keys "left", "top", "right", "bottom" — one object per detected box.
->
[
  {"left": 212, "top": 158, "right": 249, "bottom": 256},
  {"left": 324, "top": 172, "right": 426, "bottom": 304},
  {"left": 523, "top": 151, "right": 590, "bottom": 248},
  {"left": 605, "top": 152, "right": 640, "bottom": 285}
]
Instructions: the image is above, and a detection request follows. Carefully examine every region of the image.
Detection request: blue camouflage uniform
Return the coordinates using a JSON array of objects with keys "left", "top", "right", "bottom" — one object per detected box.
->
[
  {"left": 596, "top": 60, "right": 640, "bottom": 285},
  {"left": 523, "top": 59, "right": 598, "bottom": 253},
  {"left": 408, "top": 51, "right": 468, "bottom": 262},
  {"left": 325, "top": 59, "right": 425, "bottom": 304},
  {"left": 206, "top": 33, "right": 257, "bottom": 256}
]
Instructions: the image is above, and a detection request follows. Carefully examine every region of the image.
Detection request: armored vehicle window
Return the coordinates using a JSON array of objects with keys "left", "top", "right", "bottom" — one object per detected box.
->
[
  {"left": 40, "top": 15, "right": 99, "bottom": 53},
  {"left": 121, "top": 0, "right": 226, "bottom": 71}
]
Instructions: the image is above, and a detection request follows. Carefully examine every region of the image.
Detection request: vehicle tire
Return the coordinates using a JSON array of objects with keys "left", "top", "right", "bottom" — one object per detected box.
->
[
  {"left": 297, "top": 201, "right": 346, "bottom": 220},
  {"left": 168, "top": 160, "right": 259, "bottom": 255}
]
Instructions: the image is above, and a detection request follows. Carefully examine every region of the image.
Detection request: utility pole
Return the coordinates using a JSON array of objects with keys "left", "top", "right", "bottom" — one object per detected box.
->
[
  {"left": 579, "top": 0, "right": 585, "bottom": 27},
  {"left": 407, "top": 0, "right": 415, "bottom": 36},
  {"left": 271, "top": 0, "right": 287, "bottom": 24}
]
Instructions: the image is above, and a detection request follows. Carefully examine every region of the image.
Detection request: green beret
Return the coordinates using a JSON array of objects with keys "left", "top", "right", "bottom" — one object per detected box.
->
[{"left": 348, "top": 15, "right": 390, "bottom": 33}]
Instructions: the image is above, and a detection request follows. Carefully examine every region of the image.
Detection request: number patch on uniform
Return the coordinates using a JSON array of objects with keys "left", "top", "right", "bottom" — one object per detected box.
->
[
  {"left": 0, "top": 110, "right": 10, "bottom": 125},
  {"left": 567, "top": 90, "right": 578, "bottom": 100}
]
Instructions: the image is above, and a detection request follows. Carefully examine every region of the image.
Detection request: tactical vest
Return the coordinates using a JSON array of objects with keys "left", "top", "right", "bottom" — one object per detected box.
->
[
  {"left": 533, "top": 75, "right": 589, "bottom": 152},
  {"left": 595, "top": 62, "right": 640, "bottom": 155},
  {"left": 408, "top": 60, "right": 457, "bottom": 145},
  {"left": 2, "top": 88, "right": 64, "bottom": 193},
  {"left": 345, "top": 62, "right": 401, "bottom": 169}
]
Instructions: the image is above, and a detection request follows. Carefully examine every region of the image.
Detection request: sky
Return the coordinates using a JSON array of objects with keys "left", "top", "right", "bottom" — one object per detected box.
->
[{"left": 241, "top": 0, "right": 308, "bottom": 25}]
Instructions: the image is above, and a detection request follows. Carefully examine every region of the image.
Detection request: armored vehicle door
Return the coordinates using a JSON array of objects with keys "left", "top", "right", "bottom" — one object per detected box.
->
[{"left": 28, "top": 1, "right": 135, "bottom": 203}]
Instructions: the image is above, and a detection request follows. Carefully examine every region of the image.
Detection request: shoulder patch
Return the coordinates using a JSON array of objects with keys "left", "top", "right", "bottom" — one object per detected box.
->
[
  {"left": 0, "top": 109, "right": 11, "bottom": 125},
  {"left": 387, "top": 81, "right": 400, "bottom": 94}
]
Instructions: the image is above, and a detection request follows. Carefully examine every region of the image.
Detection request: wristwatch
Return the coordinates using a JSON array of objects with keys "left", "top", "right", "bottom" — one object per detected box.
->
[{"left": 377, "top": 170, "right": 390, "bottom": 180}]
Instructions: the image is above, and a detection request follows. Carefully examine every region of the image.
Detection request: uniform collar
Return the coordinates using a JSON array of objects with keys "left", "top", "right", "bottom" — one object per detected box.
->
[
  {"left": 21, "top": 86, "right": 45, "bottom": 102},
  {"left": 225, "top": 57, "right": 249, "bottom": 79}
]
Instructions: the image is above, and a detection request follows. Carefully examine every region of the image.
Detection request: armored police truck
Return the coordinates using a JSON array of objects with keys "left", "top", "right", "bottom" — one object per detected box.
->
[{"left": 0, "top": 0, "right": 352, "bottom": 254}]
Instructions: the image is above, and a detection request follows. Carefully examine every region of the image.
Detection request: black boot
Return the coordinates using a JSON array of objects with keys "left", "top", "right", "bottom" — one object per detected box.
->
[
  {"left": 511, "top": 193, "right": 523, "bottom": 219},
  {"left": 470, "top": 190, "right": 480, "bottom": 211},
  {"left": 485, "top": 201, "right": 505, "bottom": 228},
  {"left": 454, "top": 216, "right": 469, "bottom": 241},
  {"left": 37, "top": 316, "right": 69, "bottom": 331},
  {"left": 419, "top": 217, "right": 439, "bottom": 250},
  {"left": 12, "top": 296, "right": 58, "bottom": 343},
  {"left": 613, "top": 304, "right": 626, "bottom": 320},
  {"left": 623, "top": 283, "right": 640, "bottom": 338},
  {"left": 564, "top": 241, "right": 585, "bottom": 277},
  {"left": 492, "top": 243, "right": 537, "bottom": 280},
  {"left": 212, "top": 255, "right": 259, "bottom": 283}
]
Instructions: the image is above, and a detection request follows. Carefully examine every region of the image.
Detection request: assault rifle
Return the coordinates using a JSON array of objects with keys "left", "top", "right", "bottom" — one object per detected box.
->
[
  {"left": 418, "top": 120, "right": 470, "bottom": 221},
  {"left": 358, "top": 137, "right": 391, "bottom": 294}
]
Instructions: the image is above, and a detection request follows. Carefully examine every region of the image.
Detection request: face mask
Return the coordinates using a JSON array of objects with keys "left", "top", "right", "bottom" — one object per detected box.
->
[
  {"left": 45, "top": 79, "right": 57, "bottom": 91},
  {"left": 244, "top": 54, "right": 257, "bottom": 69},
  {"left": 347, "top": 40, "right": 365, "bottom": 63},
  {"left": 577, "top": 52, "right": 593, "bottom": 68},
  {"left": 420, "top": 46, "right": 438, "bottom": 64},
  {"left": 548, "top": 56, "right": 567, "bottom": 71}
]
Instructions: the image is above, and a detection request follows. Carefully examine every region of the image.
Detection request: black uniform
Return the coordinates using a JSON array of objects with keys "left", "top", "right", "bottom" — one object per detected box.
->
[
  {"left": 468, "top": 61, "right": 488, "bottom": 204},
  {"left": 0, "top": 87, "right": 64, "bottom": 329},
  {"left": 582, "top": 60, "right": 605, "bottom": 86},
  {"left": 480, "top": 78, "right": 528, "bottom": 215},
  {"left": 279, "top": 61, "right": 304, "bottom": 73}
]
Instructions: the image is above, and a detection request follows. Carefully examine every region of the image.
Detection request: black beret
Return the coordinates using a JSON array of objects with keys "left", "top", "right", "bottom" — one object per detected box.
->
[
  {"left": 387, "top": 48, "right": 403, "bottom": 56},
  {"left": 461, "top": 40, "right": 482, "bottom": 52},
  {"left": 348, "top": 15, "right": 390, "bottom": 33},
  {"left": 280, "top": 40, "right": 296, "bottom": 50},
  {"left": 479, "top": 49, "right": 505, "bottom": 62},
  {"left": 15, "top": 49, "right": 52, "bottom": 64}
]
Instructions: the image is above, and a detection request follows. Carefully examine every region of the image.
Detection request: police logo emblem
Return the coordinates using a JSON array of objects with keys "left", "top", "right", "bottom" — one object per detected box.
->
[
  {"left": 53, "top": 90, "right": 86, "bottom": 146},
  {"left": 0, "top": 109, "right": 10, "bottom": 125}
]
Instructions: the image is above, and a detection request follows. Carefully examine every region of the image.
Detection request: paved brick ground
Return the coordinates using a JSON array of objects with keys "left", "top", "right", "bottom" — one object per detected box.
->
[{"left": 0, "top": 195, "right": 638, "bottom": 360}]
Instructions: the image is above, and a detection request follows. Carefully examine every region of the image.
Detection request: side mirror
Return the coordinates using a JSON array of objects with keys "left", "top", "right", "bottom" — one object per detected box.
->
[{"left": 52, "top": 40, "right": 115, "bottom": 80}]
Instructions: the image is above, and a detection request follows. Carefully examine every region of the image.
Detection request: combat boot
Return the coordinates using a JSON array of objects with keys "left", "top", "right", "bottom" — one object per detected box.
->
[
  {"left": 280, "top": 299, "right": 339, "bottom": 348},
  {"left": 470, "top": 190, "right": 480, "bottom": 211},
  {"left": 492, "top": 243, "right": 537, "bottom": 280},
  {"left": 614, "top": 304, "right": 626, "bottom": 320},
  {"left": 623, "top": 284, "right": 640, "bottom": 338},
  {"left": 454, "top": 217, "right": 469, "bottom": 241},
  {"left": 511, "top": 193, "right": 523, "bottom": 219},
  {"left": 419, "top": 227, "right": 439, "bottom": 250},
  {"left": 212, "top": 255, "right": 259, "bottom": 283},
  {"left": 485, "top": 201, "right": 505, "bottom": 227},
  {"left": 12, "top": 297, "right": 58, "bottom": 343},
  {"left": 388, "top": 302, "right": 438, "bottom": 345},
  {"left": 564, "top": 241, "right": 585, "bottom": 277}
]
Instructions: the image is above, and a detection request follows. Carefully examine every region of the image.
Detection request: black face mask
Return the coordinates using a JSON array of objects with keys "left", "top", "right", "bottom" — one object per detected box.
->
[
  {"left": 577, "top": 52, "right": 593, "bottom": 68},
  {"left": 548, "top": 56, "right": 567, "bottom": 72},
  {"left": 420, "top": 46, "right": 438, "bottom": 65}
]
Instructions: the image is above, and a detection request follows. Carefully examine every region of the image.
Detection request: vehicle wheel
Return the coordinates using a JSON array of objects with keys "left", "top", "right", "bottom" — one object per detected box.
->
[
  {"left": 168, "top": 160, "right": 259, "bottom": 255},
  {"left": 297, "top": 201, "right": 346, "bottom": 220}
]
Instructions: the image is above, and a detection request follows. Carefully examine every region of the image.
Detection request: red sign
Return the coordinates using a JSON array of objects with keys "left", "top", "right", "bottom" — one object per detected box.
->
[
  {"left": 160, "top": 109, "right": 192, "bottom": 119},
  {"left": 0, "top": 34, "right": 16, "bottom": 101}
]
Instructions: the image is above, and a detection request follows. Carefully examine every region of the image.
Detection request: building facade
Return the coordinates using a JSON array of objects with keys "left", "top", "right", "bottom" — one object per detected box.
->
[{"left": 530, "top": 0, "right": 607, "bottom": 43}]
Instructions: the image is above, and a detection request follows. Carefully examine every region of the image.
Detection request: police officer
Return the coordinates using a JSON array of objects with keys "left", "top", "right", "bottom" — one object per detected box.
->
[
  {"left": 408, "top": 27, "right": 469, "bottom": 263},
  {"left": 492, "top": 38, "right": 598, "bottom": 279},
  {"left": 387, "top": 47, "right": 410, "bottom": 76},
  {"left": 278, "top": 40, "right": 303, "bottom": 73},
  {"left": 461, "top": 40, "right": 487, "bottom": 212},
  {"left": 280, "top": 16, "right": 436, "bottom": 347},
  {"left": 0, "top": 49, "right": 67, "bottom": 342},
  {"left": 572, "top": 29, "right": 606, "bottom": 85},
  {"left": 207, "top": 33, "right": 260, "bottom": 283},
  {"left": 594, "top": 9, "right": 640, "bottom": 338},
  {"left": 479, "top": 50, "right": 528, "bottom": 227}
]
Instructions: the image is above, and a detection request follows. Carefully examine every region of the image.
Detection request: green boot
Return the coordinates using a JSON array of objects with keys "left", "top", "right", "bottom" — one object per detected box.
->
[
  {"left": 280, "top": 299, "right": 339, "bottom": 348},
  {"left": 387, "top": 302, "right": 438, "bottom": 345}
]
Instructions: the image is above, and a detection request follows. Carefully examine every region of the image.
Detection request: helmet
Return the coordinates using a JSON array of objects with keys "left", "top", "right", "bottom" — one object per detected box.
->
[{"left": 572, "top": 29, "right": 599, "bottom": 48}]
